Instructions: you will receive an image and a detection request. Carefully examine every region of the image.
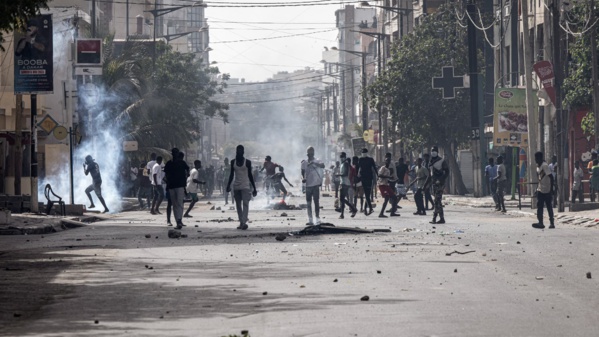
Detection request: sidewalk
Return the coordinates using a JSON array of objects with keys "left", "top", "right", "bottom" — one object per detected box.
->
[{"left": 443, "top": 194, "right": 599, "bottom": 227}]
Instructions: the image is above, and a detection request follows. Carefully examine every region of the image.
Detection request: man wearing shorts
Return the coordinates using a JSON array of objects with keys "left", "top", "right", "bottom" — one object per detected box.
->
[
  {"left": 301, "top": 146, "right": 325, "bottom": 225},
  {"left": 185, "top": 160, "right": 205, "bottom": 218},
  {"left": 83, "top": 155, "right": 109, "bottom": 213}
]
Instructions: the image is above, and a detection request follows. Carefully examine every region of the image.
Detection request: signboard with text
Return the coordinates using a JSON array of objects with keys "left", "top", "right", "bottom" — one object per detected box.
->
[
  {"left": 493, "top": 88, "right": 532, "bottom": 147},
  {"left": 76, "top": 39, "right": 102, "bottom": 65},
  {"left": 14, "top": 14, "right": 53, "bottom": 94}
]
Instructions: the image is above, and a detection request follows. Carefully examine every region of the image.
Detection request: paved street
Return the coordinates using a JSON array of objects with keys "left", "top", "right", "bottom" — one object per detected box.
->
[{"left": 1, "top": 193, "right": 598, "bottom": 337}]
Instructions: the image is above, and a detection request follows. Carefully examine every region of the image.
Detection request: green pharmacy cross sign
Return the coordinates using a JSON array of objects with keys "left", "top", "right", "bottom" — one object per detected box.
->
[{"left": 432, "top": 66, "right": 467, "bottom": 99}]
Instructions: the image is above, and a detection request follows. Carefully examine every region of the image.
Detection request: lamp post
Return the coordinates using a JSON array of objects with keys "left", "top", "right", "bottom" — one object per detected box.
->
[
  {"left": 332, "top": 47, "right": 369, "bottom": 133},
  {"left": 159, "top": 28, "right": 206, "bottom": 45},
  {"left": 146, "top": 1, "right": 207, "bottom": 66}
]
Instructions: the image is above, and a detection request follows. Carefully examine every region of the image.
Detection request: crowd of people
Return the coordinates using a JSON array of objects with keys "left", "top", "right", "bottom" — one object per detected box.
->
[{"left": 94, "top": 144, "right": 599, "bottom": 232}]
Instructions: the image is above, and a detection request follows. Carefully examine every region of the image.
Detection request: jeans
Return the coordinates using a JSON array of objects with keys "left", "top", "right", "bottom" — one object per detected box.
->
[{"left": 339, "top": 184, "right": 356, "bottom": 215}]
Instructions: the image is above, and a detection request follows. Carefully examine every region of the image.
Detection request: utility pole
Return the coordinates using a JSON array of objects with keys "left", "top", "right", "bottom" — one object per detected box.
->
[
  {"left": 14, "top": 95, "right": 23, "bottom": 195},
  {"left": 30, "top": 95, "right": 38, "bottom": 212},
  {"left": 326, "top": 86, "right": 331, "bottom": 136},
  {"left": 466, "top": 0, "right": 485, "bottom": 197},
  {"left": 91, "top": 0, "right": 96, "bottom": 37},
  {"left": 591, "top": 0, "right": 599, "bottom": 149},
  {"left": 333, "top": 83, "right": 338, "bottom": 133},
  {"left": 522, "top": 0, "right": 539, "bottom": 199},
  {"left": 552, "top": 0, "right": 565, "bottom": 212}
]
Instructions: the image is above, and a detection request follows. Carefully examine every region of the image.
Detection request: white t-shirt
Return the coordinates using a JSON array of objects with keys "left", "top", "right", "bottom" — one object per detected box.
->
[
  {"left": 537, "top": 162, "right": 552, "bottom": 194},
  {"left": 151, "top": 162, "right": 163, "bottom": 186},
  {"left": 187, "top": 168, "right": 200, "bottom": 193},
  {"left": 497, "top": 164, "right": 507, "bottom": 182},
  {"left": 301, "top": 158, "right": 323, "bottom": 187}
]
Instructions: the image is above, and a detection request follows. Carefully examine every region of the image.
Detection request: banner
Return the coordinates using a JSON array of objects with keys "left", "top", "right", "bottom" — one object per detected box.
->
[
  {"left": 493, "top": 88, "right": 530, "bottom": 147},
  {"left": 533, "top": 60, "right": 557, "bottom": 107},
  {"left": 14, "top": 14, "right": 53, "bottom": 94}
]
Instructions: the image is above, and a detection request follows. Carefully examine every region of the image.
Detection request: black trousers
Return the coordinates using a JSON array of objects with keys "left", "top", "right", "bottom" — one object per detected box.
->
[
  {"left": 363, "top": 182, "right": 374, "bottom": 211},
  {"left": 415, "top": 188, "right": 425, "bottom": 213},
  {"left": 537, "top": 191, "right": 554, "bottom": 225}
]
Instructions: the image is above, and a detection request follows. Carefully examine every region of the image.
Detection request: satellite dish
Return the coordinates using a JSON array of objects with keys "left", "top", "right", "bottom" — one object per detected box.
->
[{"left": 53, "top": 126, "right": 68, "bottom": 140}]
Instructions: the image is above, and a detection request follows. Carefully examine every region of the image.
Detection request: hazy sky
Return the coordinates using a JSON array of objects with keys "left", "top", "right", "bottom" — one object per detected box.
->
[{"left": 206, "top": 2, "right": 347, "bottom": 82}]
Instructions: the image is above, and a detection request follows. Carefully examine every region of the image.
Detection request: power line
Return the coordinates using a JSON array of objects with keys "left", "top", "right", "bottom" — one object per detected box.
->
[{"left": 211, "top": 28, "right": 336, "bottom": 43}]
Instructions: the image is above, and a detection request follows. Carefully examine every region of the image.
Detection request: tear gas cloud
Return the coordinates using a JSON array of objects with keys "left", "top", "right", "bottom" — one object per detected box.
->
[{"left": 38, "top": 18, "right": 122, "bottom": 212}]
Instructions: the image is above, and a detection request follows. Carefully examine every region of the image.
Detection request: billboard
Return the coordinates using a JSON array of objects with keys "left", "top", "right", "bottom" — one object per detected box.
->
[
  {"left": 14, "top": 14, "right": 53, "bottom": 94},
  {"left": 493, "top": 88, "right": 532, "bottom": 147}
]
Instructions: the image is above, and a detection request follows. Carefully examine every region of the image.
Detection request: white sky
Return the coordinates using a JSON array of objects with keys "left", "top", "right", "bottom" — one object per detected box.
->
[{"left": 206, "top": 2, "right": 346, "bottom": 82}]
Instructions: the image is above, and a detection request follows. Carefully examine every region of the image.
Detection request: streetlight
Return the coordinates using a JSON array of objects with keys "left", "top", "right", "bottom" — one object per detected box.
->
[
  {"left": 159, "top": 27, "right": 206, "bottom": 44},
  {"left": 146, "top": 1, "right": 207, "bottom": 65},
  {"left": 360, "top": 1, "right": 413, "bottom": 39},
  {"left": 331, "top": 47, "right": 369, "bottom": 134}
]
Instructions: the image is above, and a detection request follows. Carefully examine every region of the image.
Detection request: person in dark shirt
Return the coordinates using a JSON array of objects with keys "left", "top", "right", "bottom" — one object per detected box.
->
[
  {"left": 164, "top": 148, "right": 190, "bottom": 229},
  {"left": 357, "top": 148, "right": 377, "bottom": 215},
  {"left": 83, "top": 155, "right": 109, "bottom": 213},
  {"left": 272, "top": 166, "right": 293, "bottom": 201},
  {"left": 137, "top": 161, "right": 152, "bottom": 209}
]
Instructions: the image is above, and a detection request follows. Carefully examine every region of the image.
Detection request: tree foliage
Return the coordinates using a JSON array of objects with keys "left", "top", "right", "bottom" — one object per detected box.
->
[
  {"left": 0, "top": 0, "right": 49, "bottom": 51},
  {"left": 563, "top": 3, "right": 596, "bottom": 137},
  {"left": 100, "top": 38, "right": 229, "bottom": 157}
]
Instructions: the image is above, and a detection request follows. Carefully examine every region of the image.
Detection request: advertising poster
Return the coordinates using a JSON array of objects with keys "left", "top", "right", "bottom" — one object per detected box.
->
[
  {"left": 14, "top": 14, "right": 53, "bottom": 94},
  {"left": 493, "top": 88, "right": 531, "bottom": 147}
]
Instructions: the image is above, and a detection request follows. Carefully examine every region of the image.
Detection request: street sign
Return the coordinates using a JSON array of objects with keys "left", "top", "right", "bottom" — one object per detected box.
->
[
  {"left": 53, "top": 126, "right": 68, "bottom": 140},
  {"left": 351, "top": 137, "right": 366, "bottom": 156},
  {"left": 432, "top": 66, "right": 466, "bottom": 99},
  {"left": 75, "top": 67, "right": 102, "bottom": 76},
  {"left": 37, "top": 114, "right": 58, "bottom": 134}
]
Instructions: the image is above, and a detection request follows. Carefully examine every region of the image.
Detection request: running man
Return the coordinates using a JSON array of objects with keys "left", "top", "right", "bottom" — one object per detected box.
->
[
  {"left": 260, "top": 155, "right": 280, "bottom": 198},
  {"left": 272, "top": 167, "right": 293, "bottom": 201},
  {"left": 184, "top": 160, "right": 206, "bottom": 218},
  {"left": 83, "top": 155, "right": 109, "bottom": 213}
]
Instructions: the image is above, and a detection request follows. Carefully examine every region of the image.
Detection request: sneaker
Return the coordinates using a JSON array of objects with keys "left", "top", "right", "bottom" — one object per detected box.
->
[
  {"left": 501, "top": 209, "right": 506, "bottom": 213},
  {"left": 167, "top": 222, "right": 173, "bottom": 227},
  {"left": 236, "top": 224, "right": 249, "bottom": 230},
  {"left": 390, "top": 213, "right": 400, "bottom": 217},
  {"left": 339, "top": 214, "right": 344, "bottom": 219},
  {"left": 102, "top": 209, "right": 109, "bottom": 213},
  {"left": 548, "top": 224, "right": 555, "bottom": 229},
  {"left": 183, "top": 214, "right": 192, "bottom": 218},
  {"left": 89, "top": 204, "right": 96, "bottom": 209},
  {"left": 156, "top": 210, "right": 162, "bottom": 214},
  {"left": 436, "top": 219, "right": 446, "bottom": 224},
  {"left": 413, "top": 212, "right": 421, "bottom": 215},
  {"left": 150, "top": 210, "right": 157, "bottom": 215},
  {"left": 306, "top": 222, "right": 315, "bottom": 226},
  {"left": 532, "top": 223, "right": 545, "bottom": 229},
  {"left": 351, "top": 209, "right": 357, "bottom": 218},
  {"left": 378, "top": 214, "right": 388, "bottom": 218}
]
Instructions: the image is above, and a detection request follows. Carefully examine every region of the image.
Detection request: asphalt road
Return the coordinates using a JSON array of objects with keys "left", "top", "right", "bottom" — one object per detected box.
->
[{"left": 1, "top": 193, "right": 598, "bottom": 337}]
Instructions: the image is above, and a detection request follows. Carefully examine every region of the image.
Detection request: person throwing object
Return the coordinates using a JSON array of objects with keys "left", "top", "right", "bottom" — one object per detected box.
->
[{"left": 83, "top": 155, "right": 109, "bottom": 213}]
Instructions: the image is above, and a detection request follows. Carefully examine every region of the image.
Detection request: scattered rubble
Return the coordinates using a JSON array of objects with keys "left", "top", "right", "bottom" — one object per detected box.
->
[
  {"left": 445, "top": 250, "right": 476, "bottom": 256},
  {"left": 360, "top": 295, "right": 370, "bottom": 301}
]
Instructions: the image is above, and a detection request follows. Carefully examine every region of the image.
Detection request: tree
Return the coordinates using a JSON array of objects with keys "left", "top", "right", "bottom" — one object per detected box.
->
[
  {"left": 0, "top": 0, "right": 49, "bottom": 51},
  {"left": 99, "top": 38, "right": 229, "bottom": 158},
  {"left": 563, "top": 3, "right": 596, "bottom": 138},
  {"left": 366, "top": 4, "right": 474, "bottom": 195}
]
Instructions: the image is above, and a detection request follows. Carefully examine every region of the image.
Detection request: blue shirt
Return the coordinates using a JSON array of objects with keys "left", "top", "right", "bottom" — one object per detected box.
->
[{"left": 485, "top": 164, "right": 498, "bottom": 182}]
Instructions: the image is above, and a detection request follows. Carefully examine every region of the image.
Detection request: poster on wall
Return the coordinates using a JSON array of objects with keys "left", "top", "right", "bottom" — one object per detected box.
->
[
  {"left": 493, "top": 88, "right": 532, "bottom": 147},
  {"left": 14, "top": 14, "right": 53, "bottom": 94}
]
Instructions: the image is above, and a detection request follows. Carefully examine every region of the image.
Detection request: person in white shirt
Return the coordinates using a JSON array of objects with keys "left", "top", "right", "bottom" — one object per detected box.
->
[
  {"left": 572, "top": 161, "right": 584, "bottom": 204},
  {"left": 533, "top": 151, "right": 555, "bottom": 229},
  {"left": 301, "top": 146, "right": 325, "bottom": 226},
  {"left": 184, "top": 160, "right": 205, "bottom": 218},
  {"left": 150, "top": 156, "right": 164, "bottom": 215},
  {"left": 494, "top": 155, "right": 507, "bottom": 213}
]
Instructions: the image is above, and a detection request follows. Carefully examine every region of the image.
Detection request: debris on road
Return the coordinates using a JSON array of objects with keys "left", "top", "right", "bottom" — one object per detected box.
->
[
  {"left": 454, "top": 269, "right": 458, "bottom": 273},
  {"left": 377, "top": 270, "right": 381, "bottom": 274},
  {"left": 360, "top": 295, "right": 370, "bottom": 301},
  {"left": 536, "top": 276, "right": 544, "bottom": 280},
  {"left": 290, "top": 223, "right": 374, "bottom": 235},
  {"left": 275, "top": 234, "right": 287, "bottom": 241},
  {"left": 587, "top": 272, "right": 592, "bottom": 279},
  {"left": 333, "top": 279, "right": 338, "bottom": 282},
  {"left": 168, "top": 230, "right": 181, "bottom": 238},
  {"left": 210, "top": 206, "right": 215, "bottom": 210},
  {"left": 445, "top": 250, "right": 476, "bottom": 256},
  {"left": 280, "top": 212, "right": 288, "bottom": 217},
  {"left": 145, "top": 234, "right": 151, "bottom": 238}
]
